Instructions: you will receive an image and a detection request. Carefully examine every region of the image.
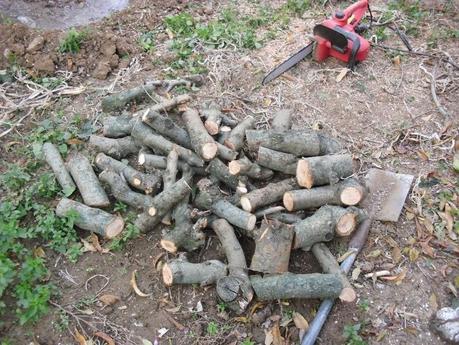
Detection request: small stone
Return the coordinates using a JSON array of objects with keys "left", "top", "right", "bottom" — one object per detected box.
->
[
  {"left": 360, "top": 261, "right": 374, "bottom": 273},
  {"left": 10, "top": 43, "right": 25, "bottom": 56},
  {"left": 34, "top": 54, "right": 55, "bottom": 74},
  {"left": 92, "top": 60, "right": 111, "bottom": 80},
  {"left": 27, "top": 36, "right": 45, "bottom": 53},
  {"left": 17, "top": 16, "right": 37, "bottom": 28}
]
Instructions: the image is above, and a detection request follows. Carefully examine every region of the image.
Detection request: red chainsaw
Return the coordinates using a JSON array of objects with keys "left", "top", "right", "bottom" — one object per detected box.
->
[{"left": 262, "top": 0, "right": 371, "bottom": 85}]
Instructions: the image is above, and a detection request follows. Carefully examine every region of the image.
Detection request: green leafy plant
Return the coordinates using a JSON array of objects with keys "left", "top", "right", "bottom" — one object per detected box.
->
[
  {"left": 343, "top": 323, "right": 367, "bottom": 345},
  {"left": 217, "top": 301, "right": 228, "bottom": 313},
  {"left": 113, "top": 201, "right": 128, "bottom": 213},
  {"left": 109, "top": 223, "right": 140, "bottom": 251},
  {"left": 285, "top": 0, "right": 310, "bottom": 16},
  {"left": 358, "top": 299, "right": 370, "bottom": 312},
  {"left": 241, "top": 339, "right": 255, "bottom": 345},
  {"left": 207, "top": 321, "right": 219, "bottom": 336},
  {"left": 59, "top": 28, "right": 86, "bottom": 53},
  {"left": 139, "top": 31, "right": 156, "bottom": 52}
]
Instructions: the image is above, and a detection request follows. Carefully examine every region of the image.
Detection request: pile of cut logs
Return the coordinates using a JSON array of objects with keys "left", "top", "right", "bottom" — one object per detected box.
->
[{"left": 44, "top": 82, "right": 367, "bottom": 313}]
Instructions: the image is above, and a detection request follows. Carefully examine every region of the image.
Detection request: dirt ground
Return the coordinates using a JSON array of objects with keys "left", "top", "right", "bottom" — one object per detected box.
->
[{"left": 0, "top": 0, "right": 458, "bottom": 344}]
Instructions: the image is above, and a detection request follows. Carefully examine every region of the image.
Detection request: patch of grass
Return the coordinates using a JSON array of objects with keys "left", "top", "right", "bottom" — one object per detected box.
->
[
  {"left": 427, "top": 27, "right": 459, "bottom": 48},
  {"left": 59, "top": 28, "right": 86, "bottom": 54},
  {"left": 241, "top": 339, "right": 255, "bottom": 345},
  {"left": 285, "top": 0, "right": 311, "bottom": 16},
  {"left": 217, "top": 301, "right": 228, "bottom": 313},
  {"left": 139, "top": 31, "right": 156, "bottom": 53},
  {"left": 358, "top": 299, "right": 370, "bottom": 312},
  {"left": 34, "top": 77, "right": 65, "bottom": 90},
  {"left": 343, "top": 323, "right": 367, "bottom": 345},
  {"left": 206, "top": 321, "right": 219, "bottom": 336}
]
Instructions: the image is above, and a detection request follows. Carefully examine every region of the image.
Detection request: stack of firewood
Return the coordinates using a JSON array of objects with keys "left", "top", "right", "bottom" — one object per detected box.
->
[{"left": 44, "top": 81, "right": 367, "bottom": 313}]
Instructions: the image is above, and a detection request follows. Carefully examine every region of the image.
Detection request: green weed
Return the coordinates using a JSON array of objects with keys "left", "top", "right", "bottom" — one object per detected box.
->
[
  {"left": 358, "top": 299, "right": 370, "bottom": 312},
  {"left": 113, "top": 201, "right": 128, "bottom": 213},
  {"left": 207, "top": 321, "right": 219, "bottom": 336},
  {"left": 343, "top": 323, "right": 367, "bottom": 345},
  {"left": 59, "top": 28, "right": 86, "bottom": 54},
  {"left": 109, "top": 223, "right": 140, "bottom": 251},
  {"left": 139, "top": 31, "right": 156, "bottom": 52},
  {"left": 241, "top": 339, "right": 255, "bottom": 345},
  {"left": 285, "top": 0, "right": 310, "bottom": 16},
  {"left": 217, "top": 301, "right": 228, "bottom": 313}
]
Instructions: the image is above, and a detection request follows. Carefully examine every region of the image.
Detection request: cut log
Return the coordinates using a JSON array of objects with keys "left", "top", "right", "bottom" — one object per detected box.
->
[
  {"left": 211, "top": 219, "right": 253, "bottom": 312},
  {"left": 257, "top": 146, "right": 297, "bottom": 175},
  {"left": 67, "top": 152, "right": 110, "bottom": 207},
  {"left": 89, "top": 135, "right": 139, "bottom": 160},
  {"left": 42, "top": 142, "right": 76, "bottom": 196},
  {"left": 283, "top": 178, "right": 366, "bottom": 211},
  {"left": 95, "top": 153, "right": 161, "bottom": 195},
  {"left": 162, "top": 256, "right": 227, "bottom": 286},
  {"left": 296, "top": 154, "right": 354, "bottom": 189},
  {"left": 246, "top": 129, "right": 320, "bottom": 156},
  {"left": 138, "top": 153, "right": 206, "bottom": 175},
  {"left": 161, "top": 198, "right": 206, "bottom": 253},
  {"left": 99, "top": 170, "right": 154, "bottom": 213},
  {"left": 101, "top": 84, "right": 161, "bottom": 112},
  {"left": 228, "top": 156, "right": 274, "bottom": 180},
  {"left": 102, "top": 115, "right": 136, "bottom": 138},
  {"left": 271, "top": 109, "right": 292, "bottom": 131},
  {"left": 148, "top": 94, "right": 191, "bottom": 113},
  {"left": 254, "top": 206, "right": 285, "bottom": 218},
  {"left": 250, "top": 273, "right": 343, "bottom": 300},
  {"left": 224, "top": 116, "right": 255, "bottom": 151},
  {"left": 312, "top": 243, "right": 356, "bottom": 303},
  {"left": 220, "top": 115, "right": 239, "bottom": 128},
  {"left": 250, "top": 219, "right": 294, "bottom": 274},
  {"left": 141, "top": 108, "right": 192, "bottom": 149},
  {"left": 240, "top": 178, "right": 299, "bottom": 212},
  {"left": 318, "top": 133, "right": 342, "bottom": 155},
  {"left": 162, "top": 149, "right": 179, "bottom": 225},
  {"left": 56, "top": 198, "right": 124, "bottom": 238},
  {"left": 131, "top": 121, "right": 204, "bottom": 167},
  {"left": 202, "top": 102, "right": 222, "bottom": 135},
  {"left": 218, "top": 126, "right": 232, "bottom": 144},
  {"left": 216, "top": 142, "right": 238, "bottom": 161},
  {"left": 213, "top": 200, "right": 256, "bottom": 233},
  {"left": 293, "top": 205, "right": 364, "bottom": 250},
  {"left": 207, "top": 158, "right": 240, "bottom": 190},
  {"left": 182, "top": 108, "right": 218, "bottom": 160},
  {"left": 268, "top": 212, "right": 305, "bottom": 224},
  {"left": 135, "top": 177, "right": 193, "bottom": 232}
]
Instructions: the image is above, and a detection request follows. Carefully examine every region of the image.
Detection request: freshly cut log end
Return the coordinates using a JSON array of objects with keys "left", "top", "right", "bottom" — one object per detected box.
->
[
  {"left": 340, "top": 186, "right": 364, "bottom": 206},
  {"left": 336, "top": 213, "right": 357, "bottom": 237},
  {"left": 340, "top": 287, "right": 357, "bottom": 303},
  {"left": 105, "top": 217, "right": 125, "bottom": 238},
  {"left": 296, "top": 159, "right": 313, "bottom": 189},
  {"left": 148, "top": 207, "right": 157, "bottom": 217},
  {"left": 228, "top": 161, "right": 241, "bottom": 175},
  {"left": 162, "top": 264, "right": 174, "bottom": 286},
  {"left": 160, "top": 239, "right": 178, "bottom": 254},
  {"left": 162, "top": 258, "right": 227, "bottom": 286},
  {"left": 240, "top": 197, "right": 252, "bottom": 213},
  {"left": 202, "top": 142, "right": 218, "bottom": 160},
  {"left": 283, "top": 192, "right": 295, "bottom": 212},
  {"left": 138, "top": 153, "right": 147, "bottom": 165},
  {"left": 247, "top": 214, "right": 257, "bottom": 232},
  {"left": 205, "top": 121, "right": 220, "bottom": 136}
]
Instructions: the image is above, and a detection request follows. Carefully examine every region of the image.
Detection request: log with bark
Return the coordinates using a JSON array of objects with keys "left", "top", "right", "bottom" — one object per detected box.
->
[
  {"left": 211, "top": 219, "right": 253, "bottom": 312},
  {"left": 283, "top": 178, "right": 366, "bottom": 211},
  {"left": 56, "top": 198, "right": 124, "bottom": 238},
  {"left": 257, "top": 146, "right": 297, "bottom": 175},
  {"left": 42, "top": 142, "right": 76, "bottom": 196},
  {"left": 202, "top": 102, "right": 222, "bottom": 135},
  {"left": 131, "top": 121, "right": 204, "bottom": 167},
  {"left": 218, "top": 126, "right": 232, "bottom": 144},
  {"left": 296, "top": 154, "right": 354, "bottom": 189},
  {"left": 250, "top": 219, "right": 294, "bottom": 274},
  {"left": 102, "top": 115, "right": 136, "bottom": 138},
  {"left": 89, "top": 135, "right": 139, "bottom": 160},
  {"left": 182, "top": 108, "right": 218, "bottom": 160},
  {"left": 135, "top": 174, "right": 193, "bottom": 232},
  {"left": 67, "top": 152, "right": 110, "bottom": 207},
  {"left": 147, "top": 94, "right": 191, "bottom": 113},
  {"left": 293, "top": 205, "right": 366, "bottom": 251},
  {"left": 216, "top": 142, "right": 238, "bottom": 161},
  {"left": 312, "top": 243, "right": 356, "bottom": 303},
  {"left": 268, "top": 212, "right": 305, "bottom": 224},
  {"left": 250, "top": 273, "right": 343, "bottom": 300},
  {"left": 162, "top": 255, "right": 227, "bottom": 286},
  {"left": 95, "top": 153, "right": 161, "bottom": 195},
  {"left": 101, "top": 84, "right": 161, "bottom": 112},
  {"left": 99, "top": 170, "right": 154, "bottom": 213},
  {"left": 206, "top": 158, "right": 241, "bottom": 190},
  {"left": 228, "top": 156, "right": 274, "bottom": 180},
  {"left": 271, "top": 109, "right": 292, "bottom": 131},
  {"left": 240, "top": 178, "right": 299, "bottom": 212},
  {"left": 161, "top": 149, "right": 179, "bottom": 225},
  {"left": 141, "top": 108, "right": 192, "bottom": 149},
  {"left": 138, "top": 152, "right": 206, "bottom": 175},
  {"left": 224, "top": 116, "right": 255, "bottom": 151}
]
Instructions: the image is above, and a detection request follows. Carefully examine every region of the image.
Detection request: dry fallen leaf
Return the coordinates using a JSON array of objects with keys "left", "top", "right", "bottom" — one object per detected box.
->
[
  {"left": 130, "top": 270, "right": 152, "bottom": 297},
  {"left": 367, "top": 249, "right": 381, "bottom": 258},
  {"left": 336, "top": 68, "right": 349, "bottom": 82},
  {"left": 381, "top": 267, "right": 408, "bottom": 285},
  {"left": 391, "top": 246, "right": 402, "bottom": 264},
  {"left": 420, "top": 239, "right": 435, "bottom": 258},
  {"left": 429, "top": 293, "right": 438, "bottom": 311},
  {"left": 417, "top": 150, "right": 429, "bottom": 161},
  {"left": 409, "top": 247, "right": 419, "bottom": 262},
  {"left": 94, "top": 331, "right": 115, "bottom": 345},
  {"left": 81, "top": 239, "right": 97, "bottom": 252},
  {"left": 33, "top": 247, "right": 46, "bottom": 258},
  {"left": 351, "top": 267, "right": 361, "bottom": 281},
  {"left": 99, "top": 294, "right": 120, "bottom": 306},
  {"left": 292, "top": 312, "right": 309, "bottom": 330},
  {"left": 271, "top": 321, "right": 284, "bottom": 345},
  {"left": 89, "top": 233, "right": 110, "bottom": 253},
  {"left": 74, "top": 329, "right": 87, "bottom": 345},
  {"left": 265, "top": 329, "right": 274, "bottom": 345}
]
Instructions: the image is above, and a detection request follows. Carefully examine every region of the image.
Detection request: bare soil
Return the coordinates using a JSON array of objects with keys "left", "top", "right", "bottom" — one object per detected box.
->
[{"left": 0, "top": 0, "right": 458, "bottom": 344}]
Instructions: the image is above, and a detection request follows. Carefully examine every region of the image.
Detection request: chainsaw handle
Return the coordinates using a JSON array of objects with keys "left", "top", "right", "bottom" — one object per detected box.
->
[{"left": 337, "top": 0, "right": 368, "bottom": 28}]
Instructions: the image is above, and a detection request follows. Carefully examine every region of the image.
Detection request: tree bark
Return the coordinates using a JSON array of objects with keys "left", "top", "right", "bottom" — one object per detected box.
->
[
  {"left": 95, "top": 153, "right": 161, "bottom": 195},
  {"left": 182, "top": 108, "right": 218, "bottom": 160},
  {"left": 138, "top": 152, "right": 206, "bottom": 175},
  {"left": 147, "top": 94, "right": 191, "bottom": 113},
  {"left": 67, "top": 152, "right": 110, "bottom": 207},
  {"left": 296, "top": 154, "right": 354, "bottom": 189},
  {"left": 271, "top": 109, "right": 292, "bottom": 131},
  {"left": 312, "top": 243, "right": 356, "bottom": 303},
  {"left": 254, "top": 206, "right": 285, "bottom": 218},
  {"left": 268, "top": 212, "right": 305, "bottom": 224},
  {"left": 250, "top": 219, "right": 294, "bottom": 274},
  {"left": 218, "top": 126, "right": 232, "bottom": 144},
  {"left": 141, "top": 109, "right": 192, "bottom": 149},
  {"left": 216, "top": 142, "right": 238, "bottom": 161},
  {"left": 318, "top": 133, "right": 342, "bottom": 155},
  {"left": 211, "top": 219, "right": 253, "bottom": 312},
  {"left": 228, "top": 156, "right": 274, "bottom": 180},
  {"left": 250, "top": 273, "right": 343, "bottom": 300},
  {"left": 131, "top": 121, "right": 204, "bottom": 167},
  {"left": 283, "top": 178, "right": 366, "bottom": 211},
  {"left": 162, "top": 149, "right": 179, "bottom": 225},
  {"left": 240, "top": 178, "right": 299, "bottom": 212},
  {"left": 102, "top": 115, "right": 135, "bottom": 138},
  {"left": 206, "top": 158, "right": 240, "bottom": 190},
  {"left": 135, "top": 177, "right": 193, "bottom": 232},
  {"left": 202, "top": 102, "right": 222, "bottom": 135},
  {"left": 224, "top": 116, "right": 255, "bottom": 151},
  {"left": 257, "top": 146, "right": 297, "bottom": 175},
  {"left": 99, "top": 170, "right": 154, "bottom": 213},
  {"left": 163, "top": 256, "right": 227, "bottom": 286},
  {"left": 89, "top": 135, "right": 139, "bottom": 160},
  {"left": 212, "top": 200, "right": 256, "bottom": 232},
  {"left": 101, "top": 84, "right": 161, "bottom": 112},
  {"left": 56, "top": 198, "right": 124, "bottom": 238},
  {"left": 42, "top": 142, "right": 76, "bottom": 196},
  {"left": 246, "top": 129, "right": 321, "bottom": 156}
]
